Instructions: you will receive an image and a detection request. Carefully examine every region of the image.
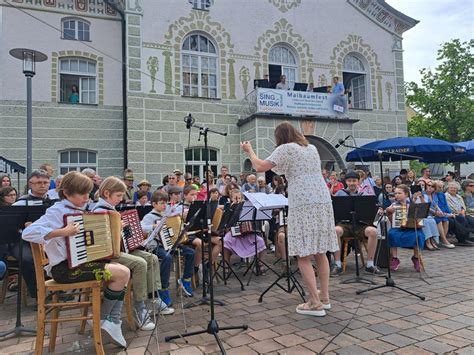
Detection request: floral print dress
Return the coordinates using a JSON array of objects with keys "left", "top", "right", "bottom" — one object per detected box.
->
[{"left": 267, "top": 143, "right": 339, "bottom": 257}]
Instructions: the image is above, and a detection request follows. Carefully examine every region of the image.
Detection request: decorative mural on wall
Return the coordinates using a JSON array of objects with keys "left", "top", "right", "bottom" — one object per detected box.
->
[
  {"left": 6, "top": 0, "right": 121, "bottom": 16},
  {"left": 147, "top": 56, "right": 159, "bottom": 94},
  {"left": 239, "top": 66, "right": 251, "bottom": 97},
  {"left": 268, "top": 0, "right": 301, "bottom": 13},
  {"left": 385, "top": 81, "right": 393, "bottom": 111},
  {"left": 164, "top": 10, "right": 234, "bottom": 98},
  {"left": 254, "top": 18, "right": 314, "bottom": 84},
  {"left": 318, "top": 74, "right": 328, "bottom": 87},
  {"left": 330, "top": 34, "right": 382, "bottom": 109}
]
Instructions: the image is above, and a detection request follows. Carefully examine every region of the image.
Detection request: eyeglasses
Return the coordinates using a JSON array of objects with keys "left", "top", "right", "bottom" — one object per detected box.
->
[{"left": 186, "top": 178, "right": 192, "bottom": 181}]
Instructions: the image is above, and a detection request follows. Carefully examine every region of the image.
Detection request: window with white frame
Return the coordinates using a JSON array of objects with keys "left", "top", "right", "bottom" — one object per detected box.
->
[
  {"left": 59, "top": 58, "right": 97, "bottom": 104},
  {"left": 343, "top": 54, "right": 369, "bottom": 109},
  {"left": 188, "top": 0, "right": 213, "bottom": 10},
  {"left": 182, "top": 34, "right": 218, "bottom": 98},
  {"left": 62, "top": 18, "right": 90, "bottom": 41},
  {"left": 185, "top": 147, "right": 218, "bottom": 180},
  {"left": 269, "top": 44, "right": 299, "bottom": 89},
  {"left": 59, "top": 149, "right": 97, "bottom": 175}
]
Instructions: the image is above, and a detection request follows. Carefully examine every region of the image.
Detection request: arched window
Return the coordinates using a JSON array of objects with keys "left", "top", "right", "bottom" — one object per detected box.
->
[
  {"left": 269, "top": 44, "right": 299, "bottom": 89},
  {"left": 58, "top": 149, "right": 97, "bottom": 174},
  {"left": 182, "top": 33, "right": 218, "bottom": 98},
  {"left": 59, "top": 57, "right": 97, "bottom": 104},
  {"left": 185, "top": 147, "right": 218, "bottom": 179},
  {"left": 62, "top": 17, "right": 90, "bottom": 41},
  {"left": 343, "top": 54, "right": 369, "bottom": 109}
]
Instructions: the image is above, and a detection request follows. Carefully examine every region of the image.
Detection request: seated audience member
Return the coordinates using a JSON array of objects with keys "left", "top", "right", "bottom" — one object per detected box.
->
[
  {"left": 256, "top": 176, "right": 271, "bottom": 194},
  {"left": 136, "top": 190, "right": 151, "bottom": 206},
  {"left": 432, "top": 180, "right": 455, "bottom": 248},
  {"left": 386, "top": 185, "right": 425, "bottom": 272},
  {"left": 443, "top": 171, "right": 460, "bottom": 192},
  {"left": 327, "top": 171, "right": 344, "bottom": 196},
  {"left": 47, "top": 175, "right": 63, "bottom": 200},
  {"left": 39, "top": 163, "right": 56, "bottom": 190},
  {"left": 418, "top": 167, "right": 431, "bottom": 185},
  {"left": 373, "top": 176, "right": 383, "bottom": 197},
  {"left": 332, "top": 171, "right": 382, "bottom": 276},
  {"left": 378, "top": 183, "right": 395, "bottom": 209},
  {"left": 122, "top": 169, "right": 135, "bottom": 204},
  {"left": 460, "top": 179, "right": 474, "bottom": 216},
  {"left": 1, "top": 174, "right": 12, "bottom": 187},
  {"left": 445, "top": 182, "right": 474, "bottom": 246},
  {"left": 133, "top": 179, "right": 152, "bottom": 203},
  {"left": 219, "top": 182, "right": 239, "bottom": 208},
  {"left": 392, "top": 175, "right": 403, "bottom": 188},
  {"left": 405, "top": 170, "right": 417, "bottom": 186},
  {"left": 81, "top": 168, "right": 98, "bottom": 201},
  {"left": 241, "top": 174, "right": 258, "bottom": 193},
  {"left": 357, "top": 170, "right": 375, "bottom": 196},
  {"left": 276, "top": 75, "right": 290, "bottom": 90},
  {"left": 417, "top": 182, "right": 441, "bottom": 250},
  {"left": 399, "top": 169, "right": 408, "bottom": 184},
  {"left": 216, "top": 166, "right": 229, "bottom": 193},
  {"left": 0, "top": 186, "right": 18, "bottom": 206}
]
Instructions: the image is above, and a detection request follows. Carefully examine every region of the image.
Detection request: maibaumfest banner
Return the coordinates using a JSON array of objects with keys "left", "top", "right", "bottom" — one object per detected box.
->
[{"left": 256, "top": 88, "right": 348, "bottom": 118}]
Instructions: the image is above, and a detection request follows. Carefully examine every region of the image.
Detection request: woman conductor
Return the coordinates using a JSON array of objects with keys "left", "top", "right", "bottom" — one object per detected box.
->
[{"left": 241, "top": 122, "right": 338, "bottom": 316}]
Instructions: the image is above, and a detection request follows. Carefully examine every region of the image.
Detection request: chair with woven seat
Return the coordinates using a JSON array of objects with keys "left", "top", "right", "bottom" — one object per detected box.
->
[
  {"left": 341, "top": 236, "right": 368, "bottom": 273},
  {"left": 30, "top": 242, "right": 104, "bottom": 355},
  {"left": 0, "top": 256, "right": 28, "bottom": 306}
]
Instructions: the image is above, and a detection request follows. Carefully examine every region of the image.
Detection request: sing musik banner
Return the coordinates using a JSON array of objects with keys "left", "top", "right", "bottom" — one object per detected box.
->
[{"left": 256, "top": 88, "right": 349, "bottom": 118}]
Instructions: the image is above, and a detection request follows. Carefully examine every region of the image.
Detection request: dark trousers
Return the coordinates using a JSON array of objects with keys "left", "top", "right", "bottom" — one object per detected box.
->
[
  {"left": 448, "top": 215, "right": 474, "bottom": 242},
  {"left": 154, "top": 245, "right": 195, "bottom": 289}
]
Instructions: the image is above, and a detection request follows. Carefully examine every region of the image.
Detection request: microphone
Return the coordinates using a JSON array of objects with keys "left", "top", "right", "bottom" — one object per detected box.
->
[
  {"left": 335, "top": 135, "right": 351, "bottom": 148},
  {"left": 184, "top": 113, "right": 194, "bottom": 129}
]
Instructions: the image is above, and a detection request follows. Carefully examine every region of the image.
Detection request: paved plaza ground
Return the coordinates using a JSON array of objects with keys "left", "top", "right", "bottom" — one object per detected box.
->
[{"left": 0, "top": 245, "right": 473, "bottom": 354}]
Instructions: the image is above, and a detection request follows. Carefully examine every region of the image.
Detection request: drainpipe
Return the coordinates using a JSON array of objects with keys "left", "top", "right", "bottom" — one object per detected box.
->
[{"left": 104, "top": 1, "right": 128, "bottom": 169}]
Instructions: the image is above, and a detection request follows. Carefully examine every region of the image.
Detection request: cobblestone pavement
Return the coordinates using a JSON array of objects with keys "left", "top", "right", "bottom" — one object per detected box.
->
[{"left": 0, "top": 245, "right": 473, "bottom": 354}]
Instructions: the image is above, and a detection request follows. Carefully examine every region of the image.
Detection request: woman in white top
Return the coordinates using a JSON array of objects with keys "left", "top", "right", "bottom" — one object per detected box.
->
[{"left": 241, "top": 122, "right": 338, "bottom": 317}]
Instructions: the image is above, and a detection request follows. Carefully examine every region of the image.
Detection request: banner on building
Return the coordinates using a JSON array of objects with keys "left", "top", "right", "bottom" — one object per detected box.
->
[{"left": 256, "top": 88, "right": 348, "bottom": 118}]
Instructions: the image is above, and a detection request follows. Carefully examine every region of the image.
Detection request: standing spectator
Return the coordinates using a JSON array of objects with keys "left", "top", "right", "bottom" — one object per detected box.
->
[
  {"left": 419, "top": 167, "right": 431, "bottom": 185},
  {"left": 174, "top": 169, "right": 185, "bottom": 188},
  {"left": 0, "top": 186, "right": 18, "bottom": 206},
  {"left": 1, "top": 174, "right": 11, "bottom": 187},
  {"left": 47, "top": 175, "right": 63, "bottom": 200},
  {"left": 241, "top": 174, "right": 257, "bottom": 193},
  {"left": 133, "top": 179, "right": 152, "bottom": 203},
  {"left": 40, "top": 163, "right": 56, "bottom": 189},
  {"left": 276, "top": 75, "right": 289, "bottom": 90},
  {"left": 357, "top": 170, "right": 375, "bottom": 195},
  {"left": 162, "top": 173, "right": 182, "bottom": 195},
  {"left": 69, "top": 84, "right": 79, "bottom": 104},
  {"left": 373, "top": 176, "right": 383, "bottom": 197},
  {"left": 216, "top": 166, "right": 229, "bottom": 193},
  {"left": 399, "top": 169, "right": 408, "bottom": 184},
  {"left": 392, "top": 175, "right": 403, "bottom": 187},
  {"left": 239, "top": 172, "right": 247, "bottom": 185},
  {"left": 331, "top": 76, "right": 345, "bottom": 96},
  {"left": 322, "top": 169, "right": 329, "bottom": 183},
  {"left": 339, "top": 171, "right": 347, "bottom": 188},
  {"left": 327, "top": 171, "right": 344, "bottom": 196},
  {"left": 443, "top": 171, "right": 460, "bottom": 192},
  {"left": 406, "top": 170, "right": 417, "bottom": 186},
  {"left": 123, "top": 169, "right": 135, "bottom": 204},
  {"left": 256, "top": 176, "right": 271, "bottom": 194}
]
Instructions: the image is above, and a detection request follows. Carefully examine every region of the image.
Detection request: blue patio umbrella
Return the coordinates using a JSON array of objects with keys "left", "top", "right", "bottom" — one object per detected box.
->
[
  {"left": 346, "top": 136, "right": 465, "bottom": 162},
  {"left": 450, "top": 140, "right": 474, "bottom": 162}
]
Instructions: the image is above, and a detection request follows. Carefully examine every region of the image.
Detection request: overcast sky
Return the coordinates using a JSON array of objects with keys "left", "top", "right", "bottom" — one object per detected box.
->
[{"left": 386, "top": 0, "right": 473, "bottom": 84}]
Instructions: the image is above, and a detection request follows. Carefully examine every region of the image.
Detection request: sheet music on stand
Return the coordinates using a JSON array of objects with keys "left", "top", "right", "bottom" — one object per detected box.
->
[{"left": 243, "top": 192, "right": 288, "bottom": 212}]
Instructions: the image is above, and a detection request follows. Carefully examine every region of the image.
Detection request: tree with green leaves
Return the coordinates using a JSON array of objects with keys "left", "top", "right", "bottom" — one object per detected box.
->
[{"left": 406, "top": 39, "right": 474, "bottom": 144}]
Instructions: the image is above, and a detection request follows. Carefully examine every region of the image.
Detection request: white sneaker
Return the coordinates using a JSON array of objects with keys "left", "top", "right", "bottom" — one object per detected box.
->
[
  {"left": 151, "top": 298, "right": 175, "bottom": 315},
  {"left": 134, "top": 307, "right": 155, "bottom": 331},
  {"left": 100, "top": 318, "right": 127, "bottom": 348}
]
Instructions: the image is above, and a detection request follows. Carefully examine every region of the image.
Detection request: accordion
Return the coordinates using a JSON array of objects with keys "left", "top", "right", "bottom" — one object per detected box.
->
[
  {"left": 65, "top": 211, "right": 121, "bottom": 268},
  {"left": 159, "top": 215, "right": 188, "bottom": 251},
  {"left": 391, "top": 205, "right": 424, "bottom": 229},
  {"left": 231, "top": 221, "right": 255, "bottom": 237},
  {"left": 120, "top": 209, "right": 145, "bottom": 253}
]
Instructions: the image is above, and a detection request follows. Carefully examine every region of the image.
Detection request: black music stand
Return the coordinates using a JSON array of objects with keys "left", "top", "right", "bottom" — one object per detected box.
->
[
  {"left": 332, "top": 195, "right": 378, "bottom": 285},
  {"left": 238, "top": 200, "right": 279, "bottom": 286},
  {"left": 259, "top": 206, "right": 306, "bottom": 303},
  {"left": 183, "top": 201, "right": 225, "bottom": 309},
  {"left": 165, "top": 116, "right": 247, "bottom": 354},
  {"left": 209, "top": 203, "right": 245, "bottom": 290},
  {"left": 357, "top": 203, "right": 429, "bottom": 300},
  {"left": 0, "top": 206, "right": 43, "bottom": 339}
]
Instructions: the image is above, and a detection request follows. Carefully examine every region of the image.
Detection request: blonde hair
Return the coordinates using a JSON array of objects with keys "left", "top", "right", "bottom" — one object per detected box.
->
[
  {"left": 98, "top": 176, "right": 127, "bottom": 198},
  {"left": 356, "top": 169, "right": 366, "bottom": 180},
  {"left": 58, "top": 171, "right": 93, "bottom": 200}
]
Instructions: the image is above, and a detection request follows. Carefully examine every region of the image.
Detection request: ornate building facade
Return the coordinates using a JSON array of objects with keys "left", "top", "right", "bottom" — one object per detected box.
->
[{"left": 0, "top": 0, "right": 417, "bottom": 183}]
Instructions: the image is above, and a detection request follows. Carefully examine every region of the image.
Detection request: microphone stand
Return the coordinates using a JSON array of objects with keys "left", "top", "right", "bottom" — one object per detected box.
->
[
  {"left": 166, "top": 116, "right": 248, "bottom": 354},
  {"left": 339, "top": 142, "right": 425, "bottom": 300}
]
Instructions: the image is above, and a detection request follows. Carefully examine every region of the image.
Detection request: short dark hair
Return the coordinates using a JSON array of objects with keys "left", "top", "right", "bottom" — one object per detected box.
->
[
  {"left": 137, "top": 190, "right": 148, "bottom": 199},
  {"left": 183, "top": 185, "right": 197, "bottom": 196},
  {"left": 151, "top": 190, "right": 168, "bottom": 204},
  {"left": 209, "top": 187, "right": 219, "bottom": 195}
]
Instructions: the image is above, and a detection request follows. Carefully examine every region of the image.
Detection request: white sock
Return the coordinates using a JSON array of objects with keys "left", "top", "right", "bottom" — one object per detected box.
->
[
  {"left": 367, "top": 260, "right": 374, "bottom": 268},
  {"left": 335, "top": 261, "right": 342, "bottom": 268}
]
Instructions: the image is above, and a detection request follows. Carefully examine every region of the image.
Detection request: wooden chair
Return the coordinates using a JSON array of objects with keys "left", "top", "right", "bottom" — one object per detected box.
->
[
  {"left": 341, "top": 237, "right": 368, "bottom": 273},
  {"left": 30, "top": 243, "right": 104, "bottom": 355},
  {"left": 124, "top": 279, "right": 136, "bottom": 330},
  {"left": 0, "top": 256, "right": 28, "bottom": 306}
]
